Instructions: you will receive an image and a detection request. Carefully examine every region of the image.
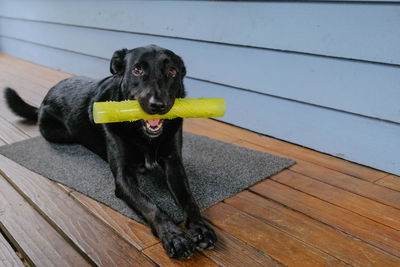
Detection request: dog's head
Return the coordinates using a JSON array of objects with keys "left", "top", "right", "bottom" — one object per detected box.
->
[{"left": 110, "top": 45, "right": 186, "bottom": 137}]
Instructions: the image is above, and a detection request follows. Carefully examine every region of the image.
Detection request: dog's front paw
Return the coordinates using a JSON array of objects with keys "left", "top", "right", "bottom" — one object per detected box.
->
[
  {"left": 161, "top": 226, "right": 194, "bottom": 260},
  {"left": 186, "top": 219, "right": 217, "bottom": 251}
]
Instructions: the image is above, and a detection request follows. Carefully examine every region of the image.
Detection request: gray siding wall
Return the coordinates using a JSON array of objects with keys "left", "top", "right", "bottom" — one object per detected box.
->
[{"left": 1, "top": 0, "right": 400, "bottom": 175}]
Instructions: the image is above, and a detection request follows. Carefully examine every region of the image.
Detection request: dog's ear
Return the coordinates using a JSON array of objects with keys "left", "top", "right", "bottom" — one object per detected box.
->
[
  {"left": 176, "top": 55, "right": 186, "bottom": 78},
  {"left": 110, "top": 48, "right": 128, "bottom": 75},
  {"left": 180, "top": 64, "right": 186, "bottom": 78}
]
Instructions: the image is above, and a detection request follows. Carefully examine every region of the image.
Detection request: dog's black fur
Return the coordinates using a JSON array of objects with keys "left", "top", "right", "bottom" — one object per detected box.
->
[{"left": 4, "top": 45, "right": 216, "bottom": 259}]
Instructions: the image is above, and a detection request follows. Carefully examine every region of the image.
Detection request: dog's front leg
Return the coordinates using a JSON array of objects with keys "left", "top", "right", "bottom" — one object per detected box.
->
[
  {"left": 104, "top": 131, "right": 194, "bottom": 259},
  {"left": 160, "top": 152, "right": 217, "bottom": 251}
]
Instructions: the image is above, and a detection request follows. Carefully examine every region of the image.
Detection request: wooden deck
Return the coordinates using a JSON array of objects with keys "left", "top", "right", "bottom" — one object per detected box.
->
[{"left": 0, "top": 53, "right": 399, "bottom": 266}]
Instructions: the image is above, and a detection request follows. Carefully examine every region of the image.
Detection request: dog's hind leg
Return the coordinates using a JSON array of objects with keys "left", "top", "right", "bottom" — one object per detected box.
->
[{"left": 38, "top": 108, "right": 75, "bottom": 143}]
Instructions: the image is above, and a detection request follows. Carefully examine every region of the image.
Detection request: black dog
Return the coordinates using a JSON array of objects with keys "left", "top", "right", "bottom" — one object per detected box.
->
[{"left": 4, "top": 45, "right": 217, "bottom": 259}]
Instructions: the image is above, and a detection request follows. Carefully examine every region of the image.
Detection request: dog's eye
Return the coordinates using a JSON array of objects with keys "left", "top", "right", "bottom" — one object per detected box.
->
[
  {"left": 168, "top": 68, "right": 177, "bottom": 78},
  {"left": 132, "top": 66, "right": 143, "bottom": 76}
]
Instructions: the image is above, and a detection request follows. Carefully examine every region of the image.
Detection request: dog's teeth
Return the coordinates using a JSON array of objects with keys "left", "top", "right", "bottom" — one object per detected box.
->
[{"left": 145, "top": 121, "right": 163, "bottom": 133}]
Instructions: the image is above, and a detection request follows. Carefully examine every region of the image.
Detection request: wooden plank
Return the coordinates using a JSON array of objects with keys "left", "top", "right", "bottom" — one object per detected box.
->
[
  {"left": 0, "top": 230, "right": 24, "bottom": 267},
  {"left": 0, "top": 54, "right": 57, "bottom": 84},
  {"left": 184, "top": 119, "right": 387, "bottom": 182},
  {"left": 71, "top": 190, "right": 280, "bottom": 266},
  {"left": 0, "top": 65, "right": 54, "bottom": 97},
  {"left": 69, "top": 191, "right": 285, "bottom": 267},
  {"left": 143, "top": 243, "right": 217, "bottom": 267},
  {"left": 0, "top": 103, "right": 77, "bottom": 195},
  {"left": 0, "top": 52, "right": 71, "bottom": 86},
  {"left": 0, "top": 98, "right": 41, "bottom": 138},
  {"left": 0, "top": 175, "right": 90, "bottom": 266},
  {"left": 0, "top": 155, "right": 154, "bottom": 266},
  {"left": 230, "top": 138, "right": 386, "bottom": 182},
  {"left": 3, "top": 37, "right": 400, "bottom": 176},
  {"left": 68, "top": 170, "right": 282, "bottom": 265},
  {"left": 0, "top": 115, "right": 29, "bottom": 143},
  {"left": 183, "top": 119, "right": 239, "bottom": 144},
  {"left": 290, "top": 161, "right": 400, "bottom": 209},
  {"left": 0, "top": 67, "right": 49, "bottom": 105},
  {"left": 70, "top": 191, "right": 158, "bottom": 251},
  {"left": 250, "top": 179, "right": 400, "bottom": 258},
  {"left": 1, "top": 1, "right": 399, "bottom": 65},
  {"left": 57, "top": 183, "right": 73, "bottom": 194},
  {"left": 272, "top": 170, "right": 400, "bottom": 230},
  {"left": 201, "top": 225, "right": 283, "bottom": 267},
  {"left": 2, "top": 18, "right": 400, "bottom": 124},
  {"left": 0, "top": 54, "right": 64, "bottom": 137},
  {"left": 375, "top": 175, "right": 400, "bottom": 192},
  {"left": 203, "top": 203, "right": 347, "bottom": 267},
  {"left": 226, "top": 190, "right": 400, "bottom": 267},
  {"left": 0, "top": 54, "right": 68, "bottom": 103}
]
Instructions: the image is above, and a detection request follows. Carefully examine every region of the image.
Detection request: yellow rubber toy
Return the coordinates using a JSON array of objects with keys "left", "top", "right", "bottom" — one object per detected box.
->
[{"left": 93, "top": 98, "right": 226, "bottom": 123}]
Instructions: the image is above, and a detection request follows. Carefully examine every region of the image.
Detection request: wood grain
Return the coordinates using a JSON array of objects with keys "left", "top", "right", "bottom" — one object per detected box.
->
[
  {"left": 201, "top": 225, "right": 283, "bottom": 267},
  {"left": 70, "top": 191, "right": 159, "bottom": 251},
  {"left": 143, "top": 243, "right": 217, "bottom": 267},
  {"left": 0, "top": 115, "right": 29, "bottom": 144},
  {"left": 225, "top": 190, "right": 400, "bottom": 267},
  {"left": 0, "top": 53, "right": 70, "bottom": 87},
  {"left": 290, "top": 161, "right": 400, "bottom": 210},
  {"left": 203, "top": 203, "right": 347, "bottom": 267},
  {"left": 183, "top": 118, "right": 239, "bottom": 144},
  {"left": 0, "top": 53, "right": 69, "bottom": 108},
  {"left": 70, "top": 186, "right": 282, "bottom": 266},
  {"left": 272, "top": 170, "right": 400, "bottom": 230},
  {"left": 0, "top": 155, "right": 154, "bottom": 266},
  {"left": 0, "top": 67, "right": 49, "bottom": 105},
  {"left": 0, "top": 97, "right": 41, "bottom": 138},
  {"left": 0, "top": 175, "right": 90, "bottom": 266},
  {"left": 375, "top": 175, "right": 400, "bottom": 192},
  {"left": 251, "top": 179, "right": 400, "bottom": 258},
  {"left": 0, "top": 230, "right": 24, "bottom": 267},
  {"left": 215, "top": 129, "right": 387, "bottom": 182}
]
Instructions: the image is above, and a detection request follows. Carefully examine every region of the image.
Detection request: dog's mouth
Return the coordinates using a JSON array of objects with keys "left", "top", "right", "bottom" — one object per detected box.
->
[{"left": 142, "top": 119, "right": 164, "bottom": 137}]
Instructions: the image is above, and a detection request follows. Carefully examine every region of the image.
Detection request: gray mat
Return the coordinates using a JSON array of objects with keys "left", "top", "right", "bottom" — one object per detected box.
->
[{"left": 0, "top": 132, "right": 294, "bottom": 224}]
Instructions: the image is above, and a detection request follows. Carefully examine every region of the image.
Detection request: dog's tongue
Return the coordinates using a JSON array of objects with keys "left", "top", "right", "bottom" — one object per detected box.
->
[{"left": 147, "top": 119, "right": 160, "bottom": 127}]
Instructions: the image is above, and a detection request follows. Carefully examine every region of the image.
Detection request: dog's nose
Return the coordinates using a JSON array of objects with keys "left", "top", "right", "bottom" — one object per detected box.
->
[{"left": 149, "top": 96, "right": 166, "bottom": 114}]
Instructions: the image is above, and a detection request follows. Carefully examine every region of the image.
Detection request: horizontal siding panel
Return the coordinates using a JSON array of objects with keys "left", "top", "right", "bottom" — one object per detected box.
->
[
  {"left": 1, "top": 37, "right": 399, "bottom": 175},
  {"left": 0, "top": 1, "right": 400, "bottom": 65},
  {"left": 189, "top": 80, "right": 400, "bottom": 177},
  {"left": 0, "top": 37, "right": 106, "bottom": 77},
  {"left": 1, "top": 19, "right": 400, "bottom": 123}
]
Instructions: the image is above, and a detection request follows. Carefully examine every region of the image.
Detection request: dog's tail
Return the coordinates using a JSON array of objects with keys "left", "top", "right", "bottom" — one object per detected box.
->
[{"left": 4, "top": 87, "right": 39, "bottom": 122}]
